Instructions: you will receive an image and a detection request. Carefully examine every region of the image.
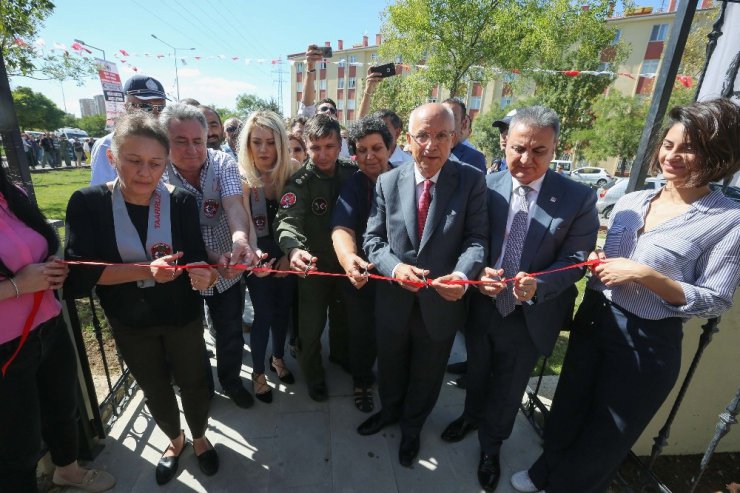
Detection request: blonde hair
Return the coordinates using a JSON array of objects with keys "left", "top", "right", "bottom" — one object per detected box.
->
[{"left": 237, "top": 110, "right": 297, "bottom": 196}]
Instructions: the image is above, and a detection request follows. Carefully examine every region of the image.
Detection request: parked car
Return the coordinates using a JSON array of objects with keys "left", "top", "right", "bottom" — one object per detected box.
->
[
  {"left": 596, "top": 178, "right": 740, "bottom": 219},
  {"left": 569, "top": 166, "right": 614, "bottom": 188}
]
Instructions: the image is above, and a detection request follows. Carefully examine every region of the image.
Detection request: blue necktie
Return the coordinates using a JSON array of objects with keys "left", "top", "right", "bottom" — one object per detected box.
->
[{"left": 497, "top": 185, "right": 532, "bottom": 317}]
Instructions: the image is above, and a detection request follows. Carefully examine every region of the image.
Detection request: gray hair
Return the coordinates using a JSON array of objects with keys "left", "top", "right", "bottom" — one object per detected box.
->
[
  {"left": 509, "top": 106, "right": 560, "bottom": 141},
  {"left": 159, "top": 102, "right": 207, "bottom": 131}
]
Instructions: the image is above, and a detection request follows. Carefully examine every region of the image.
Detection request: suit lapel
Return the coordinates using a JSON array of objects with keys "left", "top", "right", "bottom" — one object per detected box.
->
[
  {"left": 520, "top": 171, "right": 559, "bottom": 272},
  {"left": 488, "top": 172, "right": 512, "bottom": 264},
  {"left": 419, "top": 160, "right": 458, "bottom": 253},
  {"left": 398, "top": 164, "right": 420, "bottom": 249}
]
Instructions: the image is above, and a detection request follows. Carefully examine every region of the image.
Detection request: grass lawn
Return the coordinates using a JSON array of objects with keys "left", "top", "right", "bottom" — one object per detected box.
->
[{"left": 33, "top": 168, "right": 90, "bottom": 222}]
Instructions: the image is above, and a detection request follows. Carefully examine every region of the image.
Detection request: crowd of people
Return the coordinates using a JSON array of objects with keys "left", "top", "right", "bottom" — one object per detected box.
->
[
  {"left": 21, "top": 132, "right": 95, "bottom": 169},
  {"left": 2, "top": 51, "right": 739, "bottom": 492}
]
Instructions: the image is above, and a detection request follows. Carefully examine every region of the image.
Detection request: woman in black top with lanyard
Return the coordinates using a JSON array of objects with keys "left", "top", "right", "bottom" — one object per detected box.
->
[
  {"left": 65, "top": 113, "right": 220, "bottom": 486},
  {"left": 238, "top": 110, "right": 299, "bottom": 402}
]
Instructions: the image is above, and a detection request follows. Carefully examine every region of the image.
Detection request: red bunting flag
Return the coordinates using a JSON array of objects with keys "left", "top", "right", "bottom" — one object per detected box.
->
[
  {"left": 676, "top": 75, "right": 693, "bottom": 88},
  {"left": 562, "top": 70, "right": 580, "bottom": 77},
  {"left": 14, "top": 37, "right": 28, "bottom": 47},
  {"left": 120, "top": 49, "right": 130, "bottom": 56}
]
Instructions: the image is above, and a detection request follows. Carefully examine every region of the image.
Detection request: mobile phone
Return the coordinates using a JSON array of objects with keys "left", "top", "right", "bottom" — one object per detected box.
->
[
  {"left": 319, "top": 46, "right": 333, "bottom": 58},
  {"left": 369, "top": 63, "right": 397, "bottom": 78}
]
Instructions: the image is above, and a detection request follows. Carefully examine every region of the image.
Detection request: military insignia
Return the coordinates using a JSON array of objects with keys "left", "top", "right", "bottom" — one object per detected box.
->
[
  {"left": 296, "top": 178, "right": 303, "bottom": 185},
  {"left": 203, "top": 199, "right": 220, "bottom": 218},
  {"left": 311, "top": 197, "right": 328, "bottom": 215},
  {"left": 254, "top": 214, "right": 267, "bottom": 229},
  {"left": 150, "top": 242, "right": 172, "bottom": 259},
  {"left": 280, "top": 192, "right": 297, "bottom": 209}
]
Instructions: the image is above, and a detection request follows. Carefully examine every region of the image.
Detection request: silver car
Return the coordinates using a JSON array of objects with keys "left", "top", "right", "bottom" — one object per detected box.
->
[
  {"left": 569, "top": 167, "right": 614, "bottom": 188},
  {"left": 596, "top": 177, "right": 665, "bottom": 219}
]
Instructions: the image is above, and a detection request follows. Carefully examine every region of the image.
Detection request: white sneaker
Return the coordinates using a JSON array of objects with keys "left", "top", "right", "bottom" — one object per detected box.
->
[{"left": 511, "top": 470, "right": 543, "bottom": 493}]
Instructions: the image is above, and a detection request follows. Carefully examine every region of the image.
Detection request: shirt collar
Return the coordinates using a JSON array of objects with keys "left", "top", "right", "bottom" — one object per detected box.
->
[
  {"left": 414, "top": 164, "right": 441, "bottom": 185},
  {"left": 511, "top": 173, "right": 545, "bottom": 194},
  {"left": 643, "top": 186, "right": 728, "bottom": 214}
]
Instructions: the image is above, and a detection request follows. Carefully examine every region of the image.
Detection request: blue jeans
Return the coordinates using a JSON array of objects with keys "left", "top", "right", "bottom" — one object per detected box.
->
[
  {"left": 245, "top": 274, "right": 296, "bottom": 374},
  {"left": 204, "top": 282, "right": 245, "bottom": 392}
]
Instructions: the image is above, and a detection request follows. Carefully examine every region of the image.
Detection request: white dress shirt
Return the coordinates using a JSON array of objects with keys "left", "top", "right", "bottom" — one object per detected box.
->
[{"left": 494, "top": 174, "right": 546, "bottom": 269}]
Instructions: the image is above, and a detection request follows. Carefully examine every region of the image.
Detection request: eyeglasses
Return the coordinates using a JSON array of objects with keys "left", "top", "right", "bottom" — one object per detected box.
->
[
  {"left": 129, "top": 102, "right": 166, "bottom": 113},
  {"left": 409, "top": 131, "right": 454, "bottom": 145},
  {"left": 226, "top": 125, "right": 240, "bottom": 133},
  {"left": 317, "top": 105, "right": 337, "bottom": 115}
]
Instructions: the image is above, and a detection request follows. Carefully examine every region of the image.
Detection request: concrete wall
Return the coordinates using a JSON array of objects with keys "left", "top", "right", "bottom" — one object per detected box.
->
[{"left": 633, "top": 290, "right": 740, "bottom": 455}]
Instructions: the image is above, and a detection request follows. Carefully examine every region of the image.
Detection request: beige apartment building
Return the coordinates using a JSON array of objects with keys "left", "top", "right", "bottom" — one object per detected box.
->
[{"left": 287, "top": 1, "right": 715, "bottom": 130}]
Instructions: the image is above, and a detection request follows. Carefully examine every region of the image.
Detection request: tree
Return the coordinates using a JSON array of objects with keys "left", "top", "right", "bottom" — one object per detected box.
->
[
  {"left": 76, "top": 114, "right": 107, "bottom": 137},
  {"left": 367, "top": 72, "right": 433, "bottom": 130},
  {"left": 234, "top": 94, "right": 280, "bottom": 119},
  {"left": 12, "top": 86, "right": 66, "bottom": 130},
  {"left": 470, "top": 105, "right": 509, "bottom": 159},
  {"left": 212, "top": 106, "right": 239, "bottom": 122},
  {"left": 1, "top": 0, "right": 95, "bottom": 84}
]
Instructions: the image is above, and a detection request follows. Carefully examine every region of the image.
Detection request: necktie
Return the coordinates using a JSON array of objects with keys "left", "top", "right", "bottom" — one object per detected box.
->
[
  {"left": 417, "top": 179, "right": 433, "bottom": 240},
  {"left": 497, "top": 185, "right": 532, "bottom": 317}
]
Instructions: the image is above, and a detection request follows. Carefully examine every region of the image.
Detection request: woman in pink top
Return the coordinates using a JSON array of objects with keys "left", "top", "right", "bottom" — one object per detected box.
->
[{"left": 0, "top": 165, "right": 115, "bottom": 493}]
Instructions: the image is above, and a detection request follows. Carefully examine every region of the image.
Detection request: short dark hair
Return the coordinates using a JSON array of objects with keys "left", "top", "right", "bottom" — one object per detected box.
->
[
  {"left": 288, "top": 132, "right": 306, "bottom": 152},
  {"left": 290, "top": 116, "right": 307, "bottom": 128},
  {"left": 347, "top": 116, "right": 393, "bottom": 155},
  {"left": 112, "top": 112, "right": 170, "bottom": 158},
  {"left": 371, "top": 109, "right": 402, "bottom": 131},
  {"left": 180, "top": 98, "right": 201, "bottom": 106},
  {"left": 198, "top": 105, "right": 222, "bottom": 125},
  {"left": 649, "top": 98, "right": 740, "bottom": 187},
  {"left": 317, "top": 98, "right": 337, "bottom": 109},
  {"left": 443, "top": 98, "right": 467, "bottom": 116},
  {"left": 303, "top": 113, "right": 341, "bottom": 144}
]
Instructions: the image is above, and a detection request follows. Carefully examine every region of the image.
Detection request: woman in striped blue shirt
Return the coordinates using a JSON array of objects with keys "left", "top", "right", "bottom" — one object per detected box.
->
[{"left": 513, "top": 98, "right": 740, "bottom": 493}]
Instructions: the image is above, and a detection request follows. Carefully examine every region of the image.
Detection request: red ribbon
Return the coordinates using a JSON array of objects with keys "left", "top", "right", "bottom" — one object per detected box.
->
[{"left": 2, "top": 291, "right": 44, "bottom": 377}]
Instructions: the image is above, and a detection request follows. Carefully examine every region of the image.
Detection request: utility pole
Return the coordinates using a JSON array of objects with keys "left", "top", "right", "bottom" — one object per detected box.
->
[
  {"left": 272, "top": 57, "right": 288, "bottom": 115},
  {"left": 151, "top": 35, "right": 195, "bottom": 101}
]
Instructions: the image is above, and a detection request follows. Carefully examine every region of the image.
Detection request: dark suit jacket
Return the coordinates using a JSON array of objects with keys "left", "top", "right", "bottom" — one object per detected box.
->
[
  {"left": 363, "top": 159, "right": 488, "bottom": 341},
  {"left": 479, "top": 169, "right": 599, "bottom": 355}
]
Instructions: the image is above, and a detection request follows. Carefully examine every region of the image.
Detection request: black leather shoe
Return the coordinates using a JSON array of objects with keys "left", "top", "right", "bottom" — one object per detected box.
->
[
  {"left": 357, "top": 411, "right": 396, "bottom": 436},
  {"left": 455, "top": 375, "right": 467, "bottom": 389},
  {"left": 196, "top": 439, "right": 219, "bottom": 476},
  {"left": 441, "top": 415, "right": 478, "bottom": 442},
  {"left": 308, "top": 382, "right": 328, "bottom": 402},
  {"left": 477, "top": 453, "right": 501, "bottom": 492},
  {"left": 447, "top": 360, "right": 468, "bottom": 374},
  {"left": 224, "top": 385, "right": 254, "bottom": 409},
  {"left": 155, "top": 438, "right": 189, "bottom": 485},
  {"left": 398, "top": 435, "right": 420, "bottom": 468}
]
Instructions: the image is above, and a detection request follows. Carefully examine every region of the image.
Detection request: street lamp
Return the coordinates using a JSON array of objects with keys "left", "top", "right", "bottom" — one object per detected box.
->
[
  {"left": 73, "top": 39, "right": 105, "bottom": 61},
  {"left": 151, "top": 34, "right": 195, "bottom": 101}
]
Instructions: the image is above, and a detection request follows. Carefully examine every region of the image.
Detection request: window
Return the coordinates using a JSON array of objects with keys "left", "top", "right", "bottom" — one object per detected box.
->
[
  {"left": 371, "top": 53, "right": 378, "bottom": 62},
  {"left": 349, "top": 55, "right": 358, "bottom": 64},
  {"left": 319, "top": 79, "right": 327, "bottom": 90},
  {"left": 337, "top": 59, "right": 345, "bottom": 68},
  {"left": 296, "top": 82, "right": 303, "bottom": 92},
  {"left": 347, "top": 99, "right": 356, "bottom": 110},
  {"left": 500, "top": 96, "right": 513, "bottom": 109},
  {"left": 597, "top": 62, "right": 611, "bottom": 72},
  {"left": 295, "top": 62, "right": 304, "bottom": 73},
  {"left": 337, "top": 100, "right": 345, "bottom": 110},
  {"left": 395, "top": 55, "right": 403, "bottom": 64},
  {"left": 319, "top": 60, "right": 327, "bottom": 69},
  {"left": 469, "top": 96, "right": 481, "bottom": 110},
  {"left": 641, "top": 59, "right": 660, "bottom": 76},
  {"left": 338, "top": 78, "right": 345, "bottom": 89},
  {"left": 427, "top": 97, "right": 437, "bottom": 103},
  {"left": 650, "top": 24, "right": 669, "bottom": 42},
  {"left": 612, "top": 29, "right": 622, "bottom": 44},
  {"left": 348, "top": 77, "right": 356, "bottom": 89}
]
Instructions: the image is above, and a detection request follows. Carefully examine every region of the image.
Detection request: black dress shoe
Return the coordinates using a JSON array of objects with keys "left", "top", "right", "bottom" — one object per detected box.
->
[
  {"left": 447, "top": 360, "right": 468, "bottom": 374},
  {"left": 398, "top": 435, "right": 420, "bottom": 468},
  {"left": 477, "top": 453, "right": 501, "bottom": 492},
  {"left": 357, "top": 411, "right": 396, "bottom": 436},
  {"left": 455, "top": 375, "right": 467, "bottom": 389},
  {"left": 224, "top": 385, "right": 255, "bottom": 409},
  {"left": 441, "top": 415, "right": 478, "bottom": 442},
  {"left": 155, "top": 439, "right": 189, "bottom": 485},
  {"left": 308, "top": 382, "right": 328, "bottom": 402},
  {"left": 196, "top": 439, "right": 219, "bottom": 476}
]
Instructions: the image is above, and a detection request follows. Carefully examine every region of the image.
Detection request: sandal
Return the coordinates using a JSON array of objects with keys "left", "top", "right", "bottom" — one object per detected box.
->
[
  {"left": 354, "top": 386, "right": 374, "bottom": 413},
  {"left": 252, "top": 373, "right": 273, "bottom": 403},
  {"left": 270, "top": 355, "right": 295, "bottom": 384}
]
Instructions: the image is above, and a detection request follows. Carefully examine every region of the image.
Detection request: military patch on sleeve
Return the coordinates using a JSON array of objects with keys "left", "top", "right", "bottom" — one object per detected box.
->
[
  {"left": 280, "top": 192, "right": 297, "bottom": 209},
  {"left": 311, "top": 197, "right": 328, "bottom": 215}
]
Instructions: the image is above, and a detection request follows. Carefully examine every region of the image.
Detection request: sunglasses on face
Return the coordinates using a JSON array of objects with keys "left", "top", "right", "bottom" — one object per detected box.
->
[
  {"left": 317, "top": 105, "right": 337, "bottom": 114},
  {"left": 129, "top": 102, "right": 166, "bottom": 113},
  {"left": 226, "top": 125, "right": 239, "bottom": 133}
]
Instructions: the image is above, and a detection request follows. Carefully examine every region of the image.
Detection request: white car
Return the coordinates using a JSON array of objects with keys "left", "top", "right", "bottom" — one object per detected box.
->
[{"left": 569, "top": 167, "right": 613, "bottom": 188}]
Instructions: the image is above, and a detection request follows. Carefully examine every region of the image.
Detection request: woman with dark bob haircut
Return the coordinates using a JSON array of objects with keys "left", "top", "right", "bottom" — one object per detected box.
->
[{"left": 512, "top": 98, "right": 740, "bottom": 493}]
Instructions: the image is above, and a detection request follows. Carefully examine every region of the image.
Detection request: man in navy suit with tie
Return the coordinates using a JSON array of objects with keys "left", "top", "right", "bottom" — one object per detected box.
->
[
  {"left": 358, "top": 103, "right": 489, "bottom": 467},
  {"left": 441, "top": 106, "right": 599, "bottom": 491}
]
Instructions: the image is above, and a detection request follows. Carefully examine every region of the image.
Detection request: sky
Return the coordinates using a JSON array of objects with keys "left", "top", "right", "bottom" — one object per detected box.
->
[
  {"left": 10, "top": 0, "right": 392, "bottom": 117},
  {"left": 11, "top": 0, "right": 671, "bottom": 118}
]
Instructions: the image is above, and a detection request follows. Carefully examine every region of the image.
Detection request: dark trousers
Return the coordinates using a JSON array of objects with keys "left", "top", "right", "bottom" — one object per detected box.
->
[
  {"left": 343, "top": 283, "right": 377, "bottom": 388},
  {"left": 245, "top": 274, "right": 296, "bottom": 374},
  {"left": 205, "top": 282, "right": 246, "bottom": 392},
  {"left": 297, "top": 275, "right": 349, "bottom": 387},
  {"left": 466, "top": 298, "right": 540, "bottom": 455},
  {"left": 0, "top": 316, "right": 79, "bottom": 493},
  {"left": 529, "top": 290, "right": 682, "bottom": 493},
  {"left": 112, "top": 318, "right": 210, "bottom": 440},
  {"left": 377, "top": 301, "right": 455, "bottom": 437}
]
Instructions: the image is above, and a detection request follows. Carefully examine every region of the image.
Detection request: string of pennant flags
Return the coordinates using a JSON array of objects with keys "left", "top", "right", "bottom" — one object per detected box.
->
[{"left": 14, "top": 36, "right": 694, "bottom": 87}]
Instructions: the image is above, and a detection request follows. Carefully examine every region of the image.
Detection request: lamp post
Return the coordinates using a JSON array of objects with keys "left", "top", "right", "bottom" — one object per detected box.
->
[
  {"left": 150, "top": 34, "right": 195, "bottom": 101},
  {"left": 73, "top": 39, "right": 106, "bottom": 61}
]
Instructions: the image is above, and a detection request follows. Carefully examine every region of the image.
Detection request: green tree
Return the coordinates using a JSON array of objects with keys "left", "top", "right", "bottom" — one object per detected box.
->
[
  {"left": 12, "top": 86, "right": 66, "bottom": 130},
  {"left": 470, "top": 105, "right": 509, "bottom": 159},
  {"left": 77, "top": 114, "right": 107, "bottom": 137},
  {"left": 1, "top": 0, "right": 95, "bottom": 83},
  {"left": 367, "top": 72, "right": 433, "bottom": 130},
  {"left": 212, "top": 106, "right": 239, "bottom": 122},
  {"left": 234, "top": 94, "right": 280, "bottom": 119}
]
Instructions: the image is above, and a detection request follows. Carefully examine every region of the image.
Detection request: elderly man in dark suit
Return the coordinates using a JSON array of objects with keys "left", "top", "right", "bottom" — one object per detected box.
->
[
  {"left": 440, "top": 106, "right": 599, "bottom": 491},
  {"left": 358, "top": 103, "right": 488, "bottom": 467}
]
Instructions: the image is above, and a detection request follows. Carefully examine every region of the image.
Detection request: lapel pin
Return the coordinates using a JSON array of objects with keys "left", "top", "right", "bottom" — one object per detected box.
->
[{"left": 550, "top": 196, "right": 557, "bottom": 203}]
